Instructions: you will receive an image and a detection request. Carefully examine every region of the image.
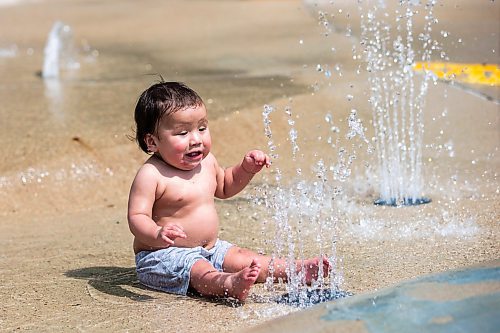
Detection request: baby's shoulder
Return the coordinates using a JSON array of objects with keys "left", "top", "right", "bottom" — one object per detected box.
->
[
  {"left": 140, "top": 157, "right": 162, "bottom": 173},
  {"left": 133, "top": 160, "right": 162, "bottom": 182}
]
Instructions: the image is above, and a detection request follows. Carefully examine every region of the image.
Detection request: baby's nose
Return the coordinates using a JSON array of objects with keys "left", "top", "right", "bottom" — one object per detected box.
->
[{"left": 190, "top": 132, "right": 202, "bottom": 145}]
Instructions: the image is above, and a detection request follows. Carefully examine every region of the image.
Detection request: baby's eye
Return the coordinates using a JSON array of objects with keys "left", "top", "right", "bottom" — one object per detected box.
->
[
  {"left": 199, "top": 126, "right": 207, "bottom": 132},
  {"left": 177, "top": 131, "right": 188, "bottom": 136}
]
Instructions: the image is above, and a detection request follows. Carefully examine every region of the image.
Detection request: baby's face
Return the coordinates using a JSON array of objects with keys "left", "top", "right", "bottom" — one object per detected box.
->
[{"left": 153, "top": 104, "right": 212, "bottom": 171}]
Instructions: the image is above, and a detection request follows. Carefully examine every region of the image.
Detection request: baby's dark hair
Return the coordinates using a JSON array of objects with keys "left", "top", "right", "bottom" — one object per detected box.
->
[{"left": 134, "top": 81, "right": 204, "bottom": 153}]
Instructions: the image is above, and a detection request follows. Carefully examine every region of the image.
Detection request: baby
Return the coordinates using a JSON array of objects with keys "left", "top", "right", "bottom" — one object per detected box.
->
[{"left": 128, "top": 81, "right": 329, "bottom": 302}]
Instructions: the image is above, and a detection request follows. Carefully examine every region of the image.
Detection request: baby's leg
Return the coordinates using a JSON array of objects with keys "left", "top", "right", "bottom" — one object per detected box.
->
[
  {"left": 189, "top": 258, "right": 261, "bottom": 302},
  {"left": 223, "top": 246, "right": 329, "bottom": 284}
]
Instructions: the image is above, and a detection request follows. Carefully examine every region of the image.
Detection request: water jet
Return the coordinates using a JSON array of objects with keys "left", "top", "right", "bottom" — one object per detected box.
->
[
  {"left": 42, "top": 21, "right": 79, "bottom": 79},
  {"left": 359, "top": 0, "right": 439, "bottom": 206}
]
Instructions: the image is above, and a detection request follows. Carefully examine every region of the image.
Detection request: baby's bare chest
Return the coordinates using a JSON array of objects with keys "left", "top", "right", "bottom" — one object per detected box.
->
[{"left": 156, "top": 171, "right": 217, "bottom": 209}]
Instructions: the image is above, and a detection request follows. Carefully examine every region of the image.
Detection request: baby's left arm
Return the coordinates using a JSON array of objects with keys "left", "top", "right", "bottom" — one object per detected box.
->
[{"left": 215, "top": 150, "right": 270, "bottom": 199}]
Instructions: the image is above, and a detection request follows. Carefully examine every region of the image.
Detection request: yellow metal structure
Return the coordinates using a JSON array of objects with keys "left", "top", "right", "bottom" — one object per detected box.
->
[{"left": 413, "top": 62, "right": 500, "bottom": 86}]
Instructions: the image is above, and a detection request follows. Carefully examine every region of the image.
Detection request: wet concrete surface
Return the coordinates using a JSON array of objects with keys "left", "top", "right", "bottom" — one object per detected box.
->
[{"left": 0, "top": 0, "right": 498, "bottom": 332}]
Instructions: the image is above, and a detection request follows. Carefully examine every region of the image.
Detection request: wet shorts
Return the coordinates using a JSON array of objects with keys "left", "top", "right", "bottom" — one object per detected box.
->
[{"left": 135, "top": 239, "right": 233, "bottom": 295}]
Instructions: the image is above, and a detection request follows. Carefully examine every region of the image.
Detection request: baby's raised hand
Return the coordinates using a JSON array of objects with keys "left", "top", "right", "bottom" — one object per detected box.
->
[
  {"left": 156, "top": 223, "right": 187, "bottom": 247},
  {"left": 242, "top": 150, "right": 271, "bottom": 174}
]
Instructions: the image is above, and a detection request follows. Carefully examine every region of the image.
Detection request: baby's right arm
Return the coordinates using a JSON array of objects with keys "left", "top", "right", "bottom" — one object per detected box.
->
[{"left": 127, "top": 164, "right": 186, "bottom": 248}]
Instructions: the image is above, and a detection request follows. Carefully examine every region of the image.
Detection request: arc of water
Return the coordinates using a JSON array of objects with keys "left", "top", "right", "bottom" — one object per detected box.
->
[
  {"left": 42, "top": 21, "right": 79, "bottom": 79},
  {"left": 361, "top": 0, "right": 436, "bottom": 205},
  {"left": 42, "top": 22, "right": 64, "bottom": 78},
  {"left": 261, "top": 104, "right": 346, "bottom": 306}
]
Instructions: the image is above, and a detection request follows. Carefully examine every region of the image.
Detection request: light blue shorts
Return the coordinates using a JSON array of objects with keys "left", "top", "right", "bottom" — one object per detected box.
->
[{"left": 135, "top": 239, "right": 233, "bottom": 295}]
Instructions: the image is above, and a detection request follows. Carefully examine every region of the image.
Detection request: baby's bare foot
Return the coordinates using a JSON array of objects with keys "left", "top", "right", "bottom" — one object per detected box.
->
[
  {"left": 226, "top": 259, "right": 261, "bottom": 302},
  {"left": 303, "top": 257, "right": 330, "bottom": 284}
]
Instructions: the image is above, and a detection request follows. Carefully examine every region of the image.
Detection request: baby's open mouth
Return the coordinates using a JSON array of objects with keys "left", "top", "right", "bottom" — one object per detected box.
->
[{"left": 186, "top": 151, "right": 202, "bottom": 158}]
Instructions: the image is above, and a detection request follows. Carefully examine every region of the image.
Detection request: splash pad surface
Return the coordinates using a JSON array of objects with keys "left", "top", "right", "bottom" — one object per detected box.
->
[
  {"left": 0, "top": 0, "right": 498, "bottom": 332},
  {"left": 246, "top": 259, "right": 500, "bottom": 333}
]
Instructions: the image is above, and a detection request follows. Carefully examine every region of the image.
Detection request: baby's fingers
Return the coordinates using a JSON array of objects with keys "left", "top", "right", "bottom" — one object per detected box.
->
[
  {"left": 165, "top": 225, "right": 187, "bottom": 239},
  {"left": 159, "top": 233, "right": 175, "bottom": 245},
  {"left": 255, "top": 152, "right": 271, "bottom": 168},
  {"left": 248, "top": 150, "right": 268, "bottom": 165},
  {"left": 263, "top": 154, "right": 271, "bottom": 167}
]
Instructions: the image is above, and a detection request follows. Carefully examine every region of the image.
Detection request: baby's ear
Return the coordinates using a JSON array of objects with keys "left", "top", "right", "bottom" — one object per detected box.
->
[{"left": 145, "top": 134, "right": 158, "bottom": 153}]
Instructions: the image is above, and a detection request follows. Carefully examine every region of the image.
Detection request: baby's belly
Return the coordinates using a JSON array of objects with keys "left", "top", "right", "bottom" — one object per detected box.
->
[
  {"left": 172, "top": 216, "right": 219, "bottom": 249},
  {"left": 133, "top": 206, "right": 220, "bottom": 253},
  {"left": 155, "top": 207, "right": 220, "bottom": 249}
]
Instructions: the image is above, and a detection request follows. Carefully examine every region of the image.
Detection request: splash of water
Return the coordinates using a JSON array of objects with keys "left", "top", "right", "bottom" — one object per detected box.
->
[
  {"left": 360, "top": 0, "right": 438, "bottom": 206},
  {"left": 258, "top": 104, "right": 360, "bottom": 308},
  {"left": 42, "top": 21, "right": 80, "bottom": 79},
  {"left": 0, "top": 44, "right": 17, "bottom": 58}
]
